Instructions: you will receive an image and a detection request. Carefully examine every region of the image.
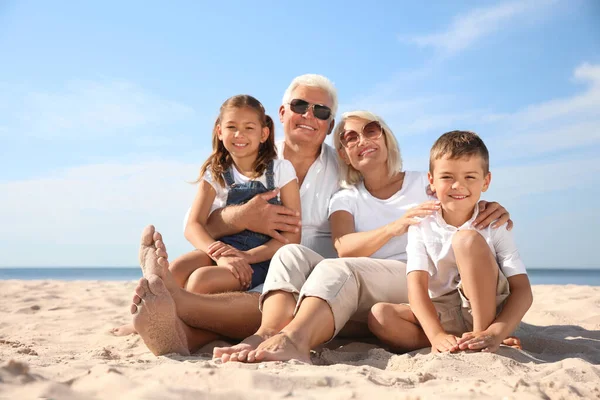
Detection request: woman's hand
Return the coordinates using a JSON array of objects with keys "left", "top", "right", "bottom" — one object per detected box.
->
[
  {"left": 386, "top": 200, "right": 441, "bottom": 237},
  {"left": 474, "top": 201, "right": 513, "bottom": 230}
]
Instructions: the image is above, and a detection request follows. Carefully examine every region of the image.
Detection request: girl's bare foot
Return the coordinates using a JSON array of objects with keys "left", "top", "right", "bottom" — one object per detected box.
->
[
  {"left": 213, "top": 329, "right": 278, "bottom": 363},
  {"left": 502, "top": 336, "right": 522, "bottom": 349},
  {"left": 110, "top": 324, "right": 137, "bottom": 336}
]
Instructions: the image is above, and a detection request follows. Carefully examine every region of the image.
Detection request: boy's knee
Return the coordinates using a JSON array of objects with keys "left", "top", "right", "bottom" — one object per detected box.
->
[{"left": 451, "top": 230, "right": 486, "bottom": 252}]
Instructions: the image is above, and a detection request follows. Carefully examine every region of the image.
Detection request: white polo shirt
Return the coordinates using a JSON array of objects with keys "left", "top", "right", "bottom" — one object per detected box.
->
[
  {"left": 406, "top": 208, "right": 527, "bottom": 299},
  {"left": 328, "top": 171, "right": 431, "bottom": 262},
  {"left": 277, "top": 141, "right": 340, "bottom": 259}
]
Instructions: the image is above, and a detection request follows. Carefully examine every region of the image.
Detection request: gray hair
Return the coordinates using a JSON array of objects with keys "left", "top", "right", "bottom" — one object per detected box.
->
[
  {"left": 282, "top": 74, "right": 338, "bottom": 118},
  {"left": 332, "top": 110, "right": 403, "bottom": 187}
]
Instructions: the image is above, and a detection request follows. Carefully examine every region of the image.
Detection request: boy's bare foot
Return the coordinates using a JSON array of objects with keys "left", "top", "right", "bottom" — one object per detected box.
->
[
  {"left": 110, "top": 324, "right": 137, "bottom": 336},
  {"left": 248, "top": 332, "right": 311, "bottom": 364},
  {"left": 213, "top": 331, "right": 276, "bottom": 363},
  {"left": 131, "top": 275, "right": 190, "bottom": 356},
  {"left": 502, "top": 336, "right": 522, "bottom": 349}
]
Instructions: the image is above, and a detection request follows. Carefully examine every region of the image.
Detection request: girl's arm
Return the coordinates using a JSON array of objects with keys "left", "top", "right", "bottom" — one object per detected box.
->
[
  {"left": 243, "top": 179, "right": 302, "bottom": 264},
  {"left": 183, "top": 180, "right": 219, "bottom": 252}
]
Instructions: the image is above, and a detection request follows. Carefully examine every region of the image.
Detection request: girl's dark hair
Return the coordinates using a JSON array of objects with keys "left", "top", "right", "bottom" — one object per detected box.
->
[{"left": 198, "top": 95, "right": 276, "bottom": 187}]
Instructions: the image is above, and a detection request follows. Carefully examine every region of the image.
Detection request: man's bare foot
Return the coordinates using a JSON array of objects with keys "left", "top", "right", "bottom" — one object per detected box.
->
[
  {"left": 247, "top": 332, "right": 311, "bottom": 364},
  {"left": 139, "top": 225, "right": 170, "bottom": 279},
  {"left": 139, "top": 225, "right": 179, "bottom": 296},
  {"left": 502, "top": 336, "right": 522, "bottom": 349},
  {"left": 213, "top": 331, "right": 275, "bottom": 363},
  {"left": 110, "top": 323, "right": 137, "bottom": 336},
  {"left": 132, "top": 275, "right": 190, "bottom": 356}
]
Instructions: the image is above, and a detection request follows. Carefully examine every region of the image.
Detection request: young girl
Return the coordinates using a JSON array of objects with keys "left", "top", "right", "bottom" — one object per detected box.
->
[{"left": 172, "top": 94, "right": 301, "bottom": 294}]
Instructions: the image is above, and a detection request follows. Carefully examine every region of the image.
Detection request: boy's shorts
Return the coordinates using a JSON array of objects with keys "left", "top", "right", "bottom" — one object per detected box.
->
[{"left": 431, "top": 270, "right": 511, "bottom": 337}]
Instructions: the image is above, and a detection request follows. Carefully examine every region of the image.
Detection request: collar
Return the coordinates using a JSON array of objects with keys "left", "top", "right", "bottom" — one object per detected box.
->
[
  {"left": 277, "top": 140, "right": 328, "bottom": 165},
  {"left": 434, "top": 206, "right": 479, "bottom": 230}
]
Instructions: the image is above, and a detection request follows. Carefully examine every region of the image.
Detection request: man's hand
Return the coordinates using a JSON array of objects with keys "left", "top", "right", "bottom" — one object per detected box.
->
[
  {"left": 457, "top": 329, "right": 504, "bottom": 353},
  {"left": 242, "top": 189, "right": 301, "bottom": 243},
  {"left": 474, "top": 201, "right": 513, "bottom": 230},
  {"left": 216, "top": 256, "right": 253, "bottom": 289},
  {"left": 430, "top": 332, "right": 459, "bottom": 353}
]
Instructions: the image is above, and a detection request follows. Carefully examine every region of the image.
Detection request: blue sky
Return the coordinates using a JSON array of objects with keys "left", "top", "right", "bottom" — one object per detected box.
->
[{"left": 1, "top": 0, "right": 598, "bottom": 268}]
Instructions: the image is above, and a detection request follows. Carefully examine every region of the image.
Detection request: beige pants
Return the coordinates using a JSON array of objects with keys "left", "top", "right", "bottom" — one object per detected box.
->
[
  {"left": 260, "top": 244, "right": 408, "bottom": 339},
  {"left": 431, "top": 270, "right": 511, "bottom": 336}
]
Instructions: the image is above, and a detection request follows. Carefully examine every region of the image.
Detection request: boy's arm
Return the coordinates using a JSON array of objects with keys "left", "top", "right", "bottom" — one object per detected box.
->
[
  {"left": 205, "top": 189, "right": 301, "bottom": 243},
  {"left": 242, "top": 180, "right": 302, "bottom": 264},
  {"left": 406, "top": 226, "right": 459, "bottom": 353}
]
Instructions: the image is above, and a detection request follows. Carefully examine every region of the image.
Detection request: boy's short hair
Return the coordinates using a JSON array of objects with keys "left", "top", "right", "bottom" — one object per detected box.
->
[{"left": 429, "top": 130, "right": 490, "bottom": 174}]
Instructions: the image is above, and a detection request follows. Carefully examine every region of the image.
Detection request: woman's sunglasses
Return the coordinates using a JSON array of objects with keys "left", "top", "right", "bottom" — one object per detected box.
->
[
  {"left": 288, "top": 99, "right": 332, "bottom": 121},
  {"left": 340, "top": 121, "right": 383, "bottom": 148}
]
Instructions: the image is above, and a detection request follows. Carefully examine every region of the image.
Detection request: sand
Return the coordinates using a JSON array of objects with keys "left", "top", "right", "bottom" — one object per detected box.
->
[{"left": 0, "top": 280, "right": 598, "bottom": 399}]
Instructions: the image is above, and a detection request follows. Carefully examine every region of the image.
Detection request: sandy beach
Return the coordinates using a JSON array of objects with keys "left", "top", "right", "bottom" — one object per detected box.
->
[{"left": 0, "top": 280, "right": 598, "bottom": 399}]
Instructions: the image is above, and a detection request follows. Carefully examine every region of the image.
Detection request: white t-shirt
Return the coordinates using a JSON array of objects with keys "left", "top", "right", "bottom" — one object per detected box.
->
[
  {"left": 183, "top": 159, "right": 296, "bottom": 229},
  {"left": 328, "top": 171, "right": 431, "bottom": 262},
  {"left": 277, "top": 141, "right": 340, "bottom": 259},
  {"left": 406, "top": 208, "right": 527, "bottom": 299},
  {"left": 203, "top": 159, "right": 297, "bottom": 215}
]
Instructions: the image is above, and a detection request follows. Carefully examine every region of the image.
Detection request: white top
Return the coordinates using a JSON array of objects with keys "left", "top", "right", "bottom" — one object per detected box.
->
[
  {"left": 183, "top": 159, "right": 296, "bottom": 229},
  {"left": 277, "top": 141, "right": 340, "bottom": 259},
  {"left": 328, "top": 171, "right": 431, "bottom": 262},
  {"left": 406, "top": 208, "right": 527, "bottom": 299},
  {"left": 203, "top": 159, "right": 297, "bottom": 215}
]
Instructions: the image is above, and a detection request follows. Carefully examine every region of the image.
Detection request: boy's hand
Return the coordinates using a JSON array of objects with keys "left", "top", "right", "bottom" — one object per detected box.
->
[
  {"left": 216, "top": 256, "right": 253, "bottom": 289},
  {"left": 457, "top": 329, "right": 503, "bottom": 353},
  {"left": 430, "top": 332, "right": 459, "bottom": 353}
]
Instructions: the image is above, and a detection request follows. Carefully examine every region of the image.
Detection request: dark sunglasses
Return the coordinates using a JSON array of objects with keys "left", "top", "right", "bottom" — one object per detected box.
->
[
  {"left": 340, "top": 121, "right": 384, "bottom": 148},
  {"left": 288, "top": 99, "right": 332, "bottom": 121}
]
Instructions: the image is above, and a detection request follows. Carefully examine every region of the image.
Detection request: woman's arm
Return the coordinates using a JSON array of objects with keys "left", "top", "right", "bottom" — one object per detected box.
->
[
  {"left": 330, "top": 200, "right": 440, "bottom": 258},
  {"left": 243, "top": 179, "right": 302, "bottom": 264},
  {"left": 184, "top": 180, "right": 219, "bottom": 252}
]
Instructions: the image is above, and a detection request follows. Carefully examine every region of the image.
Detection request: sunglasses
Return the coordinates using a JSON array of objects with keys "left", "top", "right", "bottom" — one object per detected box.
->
[
  {"left": 288, "top": 99, "right": 332, "bottom": 121},
  {"left": 339, "top": 121, "right": 384, "bottom": 148}
]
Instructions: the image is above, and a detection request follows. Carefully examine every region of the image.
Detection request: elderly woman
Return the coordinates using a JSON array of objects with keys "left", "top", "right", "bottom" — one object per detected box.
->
[{"left": 216, "top": 110, "right": 509, "bottom": 363}]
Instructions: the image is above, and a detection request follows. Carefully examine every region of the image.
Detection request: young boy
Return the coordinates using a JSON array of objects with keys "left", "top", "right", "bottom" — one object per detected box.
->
[{"left": 370, "top": 130, "right": 533, "bottom": 353}]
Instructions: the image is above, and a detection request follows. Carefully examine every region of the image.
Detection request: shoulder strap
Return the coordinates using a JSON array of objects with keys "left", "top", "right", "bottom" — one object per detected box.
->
[
  {"left": 265, "top": 160, "right": 275, "bottom": 190},
  {"left": 222, "top": 167, "right": 235, "bottom": 187}
]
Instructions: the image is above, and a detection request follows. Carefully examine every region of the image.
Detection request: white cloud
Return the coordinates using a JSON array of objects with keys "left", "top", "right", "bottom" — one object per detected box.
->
[
  {"left": 401, "top": 0, "right": 555, "bottom": 55},
  {"left": 3, "top": 80, "right": 194, "bottom": 139}
]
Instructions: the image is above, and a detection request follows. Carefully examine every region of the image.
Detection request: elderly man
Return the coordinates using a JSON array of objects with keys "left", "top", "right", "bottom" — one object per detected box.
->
[
  {"left": 130, "top": 74, "right": 342, "bottom": 355},
  {"left": 128, "top": 74, "right": 510, "bottom": 356}
]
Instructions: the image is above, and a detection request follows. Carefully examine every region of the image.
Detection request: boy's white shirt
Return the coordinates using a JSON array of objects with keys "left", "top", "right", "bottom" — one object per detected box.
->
[
  {"left": 328, "top": 171, "right": 431, "bottom": 262},
  {"left": 406, "top": 207, "right": 527, "bottom": 299}
]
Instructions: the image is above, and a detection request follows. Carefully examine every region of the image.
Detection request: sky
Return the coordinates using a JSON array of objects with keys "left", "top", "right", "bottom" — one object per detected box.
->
[{"left": 0, "top": 0, "right": 599, "bottom": 268}]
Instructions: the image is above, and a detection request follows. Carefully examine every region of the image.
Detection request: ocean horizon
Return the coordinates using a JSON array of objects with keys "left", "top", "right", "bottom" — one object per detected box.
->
[{"left": 0, "top": 267, "right": 599, "bottom": 286}]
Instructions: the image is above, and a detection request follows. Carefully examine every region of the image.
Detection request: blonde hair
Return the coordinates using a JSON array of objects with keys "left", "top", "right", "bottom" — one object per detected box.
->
[
  {"left": 332, "top": 110, "right": 403, "bottom": 187},
  {"left": 197, "top": 95, "right": 276, "bottom": 187},
  {"left": 282, "top": 74, "right": 338, "bottom": 118}
]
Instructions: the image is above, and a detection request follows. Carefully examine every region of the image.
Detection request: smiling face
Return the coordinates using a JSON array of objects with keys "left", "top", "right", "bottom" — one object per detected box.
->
[
  {"left": 338, "top": 117, "right": 388, "bottom": 173},
  {"left": 217, "top": 106, "right": 269, "bottom": 161},
  {"left": 428, "top": 155, "right": 491, "bottom": 216},
  {"left": 279, "top": 85, "right": 334, "bottom": 147}
]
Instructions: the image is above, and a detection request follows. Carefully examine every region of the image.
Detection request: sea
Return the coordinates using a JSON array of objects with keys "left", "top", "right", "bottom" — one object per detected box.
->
[{"left": 0, "top": 267, "right": 599, "bottom": 286}]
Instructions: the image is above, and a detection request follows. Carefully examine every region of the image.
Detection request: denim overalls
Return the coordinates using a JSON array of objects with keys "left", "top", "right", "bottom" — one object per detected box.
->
[{"left": 219, "top": 160, "right": 281, "bottom": 289}]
